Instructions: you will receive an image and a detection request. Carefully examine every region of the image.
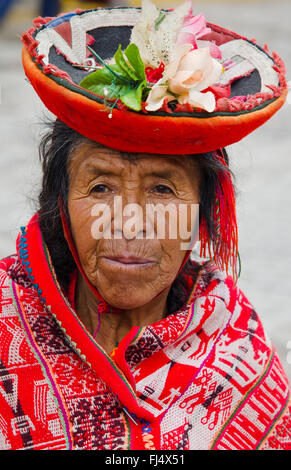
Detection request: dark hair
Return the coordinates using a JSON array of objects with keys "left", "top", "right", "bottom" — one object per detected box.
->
[{"left": 38, "top": 119, "right": 235, "bottom": 315}]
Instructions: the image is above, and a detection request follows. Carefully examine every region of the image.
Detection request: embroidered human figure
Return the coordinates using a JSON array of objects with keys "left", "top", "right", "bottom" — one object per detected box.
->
[{"left": 201, "top": 384, "right": 233, "bottom": 430}]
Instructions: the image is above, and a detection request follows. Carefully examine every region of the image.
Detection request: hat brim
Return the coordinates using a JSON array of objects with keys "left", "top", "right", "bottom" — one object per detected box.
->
[{"left": 21, "top": 8, "right": 288, "bottom": 155}]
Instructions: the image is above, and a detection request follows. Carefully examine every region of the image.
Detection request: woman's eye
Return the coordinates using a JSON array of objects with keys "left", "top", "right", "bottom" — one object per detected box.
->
[
  {"left": 91, "top": 184, "right": 110, "bottom": 193},
  {"left": 153, "top": 185, "right": 174, "bottom": 194}
]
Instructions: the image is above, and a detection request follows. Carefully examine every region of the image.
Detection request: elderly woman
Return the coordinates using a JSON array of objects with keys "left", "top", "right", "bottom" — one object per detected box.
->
[{"left": 0, "top": 1, "right": 290, "bottom": 451}]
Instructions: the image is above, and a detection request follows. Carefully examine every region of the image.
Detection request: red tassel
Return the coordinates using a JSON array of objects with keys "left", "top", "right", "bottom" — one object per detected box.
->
[{"left": 200, "top": 149, "right": 238, "bottom": 280}]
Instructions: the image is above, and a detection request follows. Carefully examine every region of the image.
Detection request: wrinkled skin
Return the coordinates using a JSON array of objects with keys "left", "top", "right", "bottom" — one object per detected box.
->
[{"left": 67, "top": 141, "right": 200, "bottom": 353}]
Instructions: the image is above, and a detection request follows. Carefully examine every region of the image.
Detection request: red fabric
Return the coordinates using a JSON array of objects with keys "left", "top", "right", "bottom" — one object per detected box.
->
[{"left": 0, "top": 215, "right": 290, "bottom": 449}]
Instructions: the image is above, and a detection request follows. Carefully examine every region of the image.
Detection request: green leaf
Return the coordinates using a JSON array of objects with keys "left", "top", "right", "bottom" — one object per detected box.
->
[
  {"left": 79, "top": 68, "right": 113, "bottom": 89},
  {"left": 124, "top": 43, "right": 146, "bottom": 81},
  {"left": 79, "top": 66, "right": 130, "bottom": 100},
  {"left": 86, "top": 45, "right": 134, "bottom": 85},
  {"left": 85, "top": 82, "right": 129, "bottom": 101},
  {"left": 114, "top": 45, "right": 139, "bottom": 81},
  {"left": 79, "top": 43, "right": 148, "bottom": 112},
  {"left": 120, "top": 81, "right": 145, "bottom": 111},
  {"left": 79, "top": 63, "right": 130, "bottom": 88}
]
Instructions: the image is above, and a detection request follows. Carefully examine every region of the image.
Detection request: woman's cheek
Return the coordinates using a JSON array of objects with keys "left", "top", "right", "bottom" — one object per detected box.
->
[
  {"left": 160, "top": 239, "right": 186, "bottom": 274},
  {"left": 69, "top": 198, "right": 100, "bottom": 260}
]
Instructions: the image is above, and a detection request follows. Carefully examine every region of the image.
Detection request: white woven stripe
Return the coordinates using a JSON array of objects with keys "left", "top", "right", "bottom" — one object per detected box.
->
[
  {"left": 218, "top": 39, "right": 279, "bottom": 91},
  {"left": 35, "top": 8, "right": 141, "bottom": 65}
]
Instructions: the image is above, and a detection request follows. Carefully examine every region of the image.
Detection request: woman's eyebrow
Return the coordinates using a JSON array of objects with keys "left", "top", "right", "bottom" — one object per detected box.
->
[
  {"left": 81, "top": 163, "right": 121, "bottom": 176},
  {"left": 81, "top": 163, "right": 181, "bottom": 179},
  {"left": 146, "top": 170, "right": 179, "bottom": 179}
]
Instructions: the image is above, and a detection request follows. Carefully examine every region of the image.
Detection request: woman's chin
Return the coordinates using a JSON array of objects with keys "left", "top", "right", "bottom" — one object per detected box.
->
[
  {"left": 94, "top": 259, "right": 165, "bottom": 310},
  {"left": 100, "top": 294, "right": 153, "bottom": 311},
  {"left": 96, "top": 286, "right": 159, "bottom": 311}
]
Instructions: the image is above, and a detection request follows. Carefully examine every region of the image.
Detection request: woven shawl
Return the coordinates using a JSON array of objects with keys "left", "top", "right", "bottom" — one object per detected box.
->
[{"left": 0, "top": 213, "right": 290, "bottom": 450}]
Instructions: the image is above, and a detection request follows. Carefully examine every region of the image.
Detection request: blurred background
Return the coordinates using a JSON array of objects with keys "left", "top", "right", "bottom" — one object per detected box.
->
[{"left": 0, "top": 0, "right": 290, "bottom": 380}]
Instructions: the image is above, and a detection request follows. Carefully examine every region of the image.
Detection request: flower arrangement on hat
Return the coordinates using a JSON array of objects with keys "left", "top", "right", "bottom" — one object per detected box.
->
[{"left": 78, "top": 0, "right": 226, "bottom": 114}]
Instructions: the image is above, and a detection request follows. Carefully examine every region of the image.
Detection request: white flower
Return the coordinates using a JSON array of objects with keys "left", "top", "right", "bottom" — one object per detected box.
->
[
  {"left": 130, "top": 0, "right": 191, "bottom": 67},
  {"left": 146, "top": 44, "right": 223, "bottom": 112}
]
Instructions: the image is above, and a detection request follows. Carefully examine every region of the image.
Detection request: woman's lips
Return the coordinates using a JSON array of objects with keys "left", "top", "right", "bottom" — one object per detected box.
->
[{"left": 101, "top": 255, "right": 156, "bottom": 268}]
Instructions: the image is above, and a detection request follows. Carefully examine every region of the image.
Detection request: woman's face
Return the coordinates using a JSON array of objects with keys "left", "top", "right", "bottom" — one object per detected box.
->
[{"left": 68, "top": 141, "right": 201, "bottom": 309}]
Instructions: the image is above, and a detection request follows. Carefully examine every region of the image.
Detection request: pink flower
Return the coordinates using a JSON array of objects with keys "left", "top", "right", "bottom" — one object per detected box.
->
[
  {"left": 177, "top": 12, "right": 211, "bottom": 48},
  {"left": 197, "top": 40, "right": 222, "bottom": 60},
  {"left": 177, "top": 3, "right": 222, "bottom": 60}
]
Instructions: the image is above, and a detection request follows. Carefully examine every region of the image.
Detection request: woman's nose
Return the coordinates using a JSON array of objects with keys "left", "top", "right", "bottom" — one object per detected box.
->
[{"left": 112, "top": 197, "right": 153, "bottom": 240}]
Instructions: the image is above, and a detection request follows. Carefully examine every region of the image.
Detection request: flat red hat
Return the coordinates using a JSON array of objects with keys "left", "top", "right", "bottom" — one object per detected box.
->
[{"left": 21, "top": 1, "right": 288, "bottom": 155}]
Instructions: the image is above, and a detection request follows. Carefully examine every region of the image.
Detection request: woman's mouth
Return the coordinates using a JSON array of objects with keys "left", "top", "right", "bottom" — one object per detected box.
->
[{"left": 100, "top": 255, "right": 156, "bottom": 269}]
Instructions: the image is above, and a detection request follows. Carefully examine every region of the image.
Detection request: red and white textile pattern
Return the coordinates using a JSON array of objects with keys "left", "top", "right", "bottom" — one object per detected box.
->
[{"left": 0, "top": 214, "right": 290, "bottom": 450}]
